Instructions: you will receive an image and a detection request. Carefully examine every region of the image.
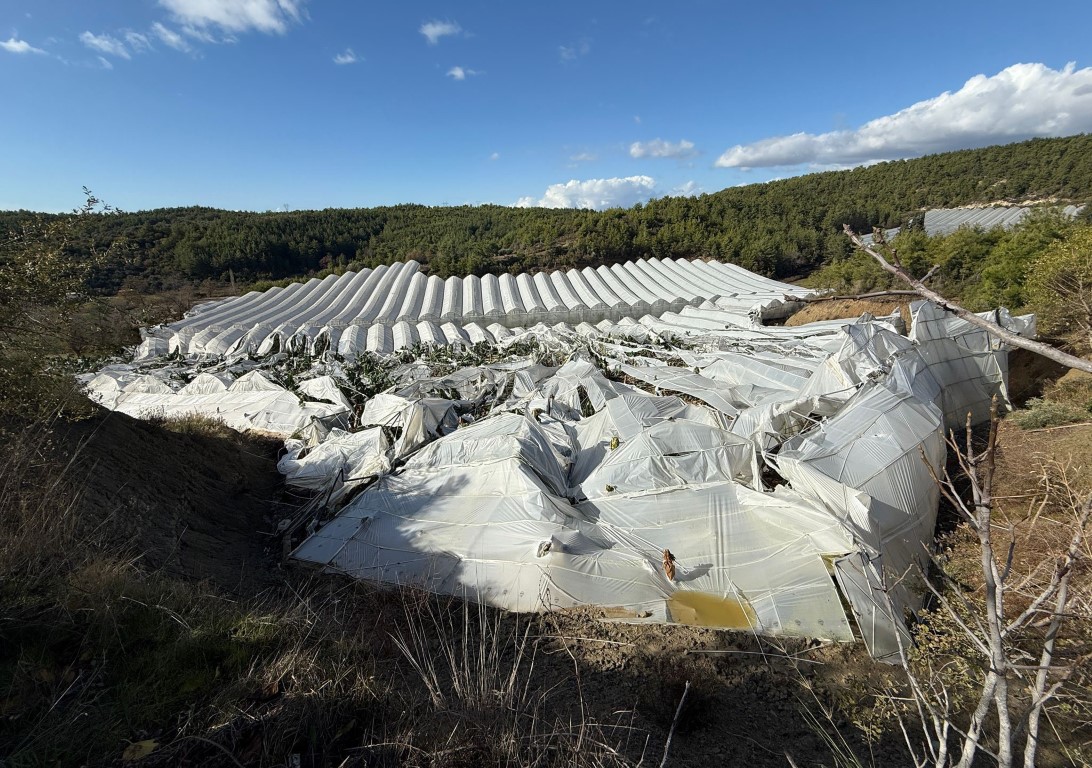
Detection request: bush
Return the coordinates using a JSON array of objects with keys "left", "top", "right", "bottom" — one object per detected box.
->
[
  {"left": 1007, "top": 397, "right": 1091, "bottom": 429},
  {"left": 1025, "top": 225, "right": 1092, "bottom": 349}
]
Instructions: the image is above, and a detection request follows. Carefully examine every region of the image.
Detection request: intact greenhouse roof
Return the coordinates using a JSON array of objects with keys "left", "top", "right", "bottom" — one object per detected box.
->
[
  {"left": 861, "top": 203, "right": 1083, "bottom": 244},
  {"left": 160, "top": 257, "right": 812, "bottom": 357}
]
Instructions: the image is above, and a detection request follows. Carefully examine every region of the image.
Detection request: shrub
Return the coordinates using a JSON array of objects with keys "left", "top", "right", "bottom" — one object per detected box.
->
[
  {"left": 1007, "top": 397, "right": 1091, "bottom": 430},
  {"left": 1025, "top": 225, "right": 1092, "bottom": 350}
]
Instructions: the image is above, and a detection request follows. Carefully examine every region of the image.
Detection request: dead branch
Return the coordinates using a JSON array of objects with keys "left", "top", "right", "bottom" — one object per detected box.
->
[
  {"left": 1021, "top": 493, "right": 1091, "bottom": 768},
  {"left": 905, "top": 400, "right": 1092, "bottom": 768},
  {"left": 844, "top": 225, "right": 1092, "bottom": 375},
  {"left": 786, "top": 289, "right": 921, "bottom": 304}
]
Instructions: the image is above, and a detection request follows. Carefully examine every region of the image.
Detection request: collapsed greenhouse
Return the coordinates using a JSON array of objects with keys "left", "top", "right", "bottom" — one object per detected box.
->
[{"left": 82, "top": 256, "right": 1036, "bottom": 661}]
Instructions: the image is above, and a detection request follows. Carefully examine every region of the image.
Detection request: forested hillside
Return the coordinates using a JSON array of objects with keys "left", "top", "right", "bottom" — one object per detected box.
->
[{"left": 4, "top": 134, "right": 1091, "bottom": 292}]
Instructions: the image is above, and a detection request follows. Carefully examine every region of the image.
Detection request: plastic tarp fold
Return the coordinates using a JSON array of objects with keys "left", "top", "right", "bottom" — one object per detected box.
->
[
  {"left": 776, "top": 383, "right": 945, "bottom": 659},
  {"left": 360, "top": 393, "right": 461, "bottom": 456},
  {"left": 279, "top": 427, "right": 390, "bottom": 500},
  {"left": 579, "top": 420, "right": 758, "bottom": 499},
  {"left": 292, "top": 421, "right": 855, "bottom": 641}
]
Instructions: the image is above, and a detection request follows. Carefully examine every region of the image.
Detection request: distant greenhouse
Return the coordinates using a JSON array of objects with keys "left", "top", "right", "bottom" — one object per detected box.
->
[{"left": 862, "top": 203, "right": 1084, "bottom": 244}]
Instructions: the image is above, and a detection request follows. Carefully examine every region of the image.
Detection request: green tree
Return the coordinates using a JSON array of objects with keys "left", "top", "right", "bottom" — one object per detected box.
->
[
  {"left": 1025, "top": 225, "right": 1092, "bottom": 350},
  {"left": 0, "top": 190, "right": 123, "bottom": 410}
]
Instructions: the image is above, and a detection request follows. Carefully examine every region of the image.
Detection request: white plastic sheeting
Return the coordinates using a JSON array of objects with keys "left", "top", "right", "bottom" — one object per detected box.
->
[
  {"left": 291, "top": 408, "right": 854, "bottom": 640},
  {"left": 148, "top": 258, "right": 813, "bottom": 357},
  {"left": 579, "top": 421, "right": 758, "bottom": 499},
  {"left": 283, "top": 306, "right": 1025, "bottom": 660},
  {"left": 82, "top": 369, "right": 349, "bottom": 436},
  {"left": 85, "top": 254, "right": 1036, "bottom": 660},
  {"left": 906, "top": 301, "right": 1035, "bottom": 428},
  {"left": 279, "top": 427, "right": 390, "bottom": 502}
]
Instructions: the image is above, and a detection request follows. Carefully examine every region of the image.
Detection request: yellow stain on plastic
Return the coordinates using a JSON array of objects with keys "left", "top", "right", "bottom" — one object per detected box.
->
[{"left": 667, "top": 591, "right": 757, "bottom": 629}]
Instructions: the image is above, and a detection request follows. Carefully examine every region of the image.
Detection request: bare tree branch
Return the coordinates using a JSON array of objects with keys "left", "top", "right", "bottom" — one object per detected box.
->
[
  {"left": 843, "top": 225, "right": 1092, "bottom": 374},
  {"left": 786, "top": 289, "right": 922, "bottom": 304}
]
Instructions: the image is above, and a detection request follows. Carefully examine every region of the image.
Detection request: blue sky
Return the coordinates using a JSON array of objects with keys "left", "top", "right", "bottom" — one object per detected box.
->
[{"left": 2, "top": 1, "right": 1092, "bottom": 213}]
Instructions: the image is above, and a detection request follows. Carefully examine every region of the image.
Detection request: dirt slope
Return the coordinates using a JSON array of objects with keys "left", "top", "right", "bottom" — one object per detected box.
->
[{"left": 54, "top": 408, "right": 285, "bottom": 593}]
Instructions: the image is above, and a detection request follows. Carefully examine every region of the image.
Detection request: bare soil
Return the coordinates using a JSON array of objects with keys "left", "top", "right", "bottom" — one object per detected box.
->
[
  {"left": 52, "top": 407, "right": 286, "bottom": 593},
  {"left": 785, "top": 298, "right": 914, "bottom": 328}
]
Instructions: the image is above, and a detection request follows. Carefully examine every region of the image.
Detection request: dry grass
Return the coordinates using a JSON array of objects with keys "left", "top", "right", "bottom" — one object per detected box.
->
[
  {"left": 147, "top": 411, "right": 237, "bottom": 440},
  {"left": 391, "top": 594, "right": 640, "bottom": 767},
  {"left": 785, "top": 298, "right": 914, "bottom": 328},
  {"left": 919, "top": 424, "right": 1092, "bottom": 766},
  {"left": 0, "top": 405, "right": 645, "bottom": 767}
]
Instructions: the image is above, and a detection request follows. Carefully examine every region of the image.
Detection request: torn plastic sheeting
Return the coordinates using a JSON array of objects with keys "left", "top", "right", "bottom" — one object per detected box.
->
[
  {"left": 834, "top": 551, "right": 913, "bottom": 663},
  {"left": 701, "top": 353, "right": 813, "bottom": 394},
  {"left": 296, "top": 375, "right": 353, "bottom": 411},
  {"left": 777, "top": 383, "right": 945, "bottom": 522},
  {"left": 728, "top": 395, "right": 820, "bottom": 451},
  {"left": 394, "top": 365, "right": 512, "bottom": 403},
  {"left": 534, "top": 358, "right": 625, "bottom": 416},
  {"left": 794, "top": 323, "right": 915, "bottom": 407},
  {"left": 133, "top": 335, "right": 169, "bottom": 362},
  {"left": 774, "top": 383, "right": 945, "bottom": 659},
  {"left": 278, "top": 427, "right": 390, "bottom": 496},
  {"left": 909, "top": 301, "right": 1036, "bottom": 350},
  {"left": 885, "top": 339, "right": 1004, "bottom": 430},
  {"left": 916, "top": 339, "right": 1006, "bottom": 427},
  {"left": 568, "top": 394, "right": 712, "bottom": 488}
]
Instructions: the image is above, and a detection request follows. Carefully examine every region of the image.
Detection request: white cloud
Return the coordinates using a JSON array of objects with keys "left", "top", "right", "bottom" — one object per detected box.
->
[
  {"left": 80, "top": 31, "right": 130, "bottom": 59},
  {"left": 97, "top": 56, "right": 113, "bottom": 70},
  {"left": 180, "top": 24, "right": 218, "bottom": 43},
  {"left": 489, "top": 152, "right": 500, "bottom": 161},
  {"left": 420, "top": 20, "right": 460, "bottom": 45},
  {"left": 569, "top": 152, "right": 597, "bottom": 163},
  {"left": 516, "top": 176, "right": 656, "bottom": 210},
  {"left": 0, "top": 37, "right": 46, "bottom": 55},
  {"left": 446, "top": 65, "right": 479, "bottom": 80},
  {"left": 159, "top": 0, "right": 306, "bottom": 35},
  {"left": 333, "top": 47, "right": 357, "bottom": 65},
  {"left": 152, "top": 22, "right": 191, "bottom": 52},
  {"left": 559, "top": 39, "right": 590, "bottom": 62},
  {"left": 629, "top": 138, "right": 697, "bottom": 159},
  {"left": 672, "top": 181, "right": 702, "bottom": 197},
  {"left": 124, "top": 30, "right": 152, "bottom": 52},
  {"left": 716, "top": 62, "right": 1092, "bottom": 169}
]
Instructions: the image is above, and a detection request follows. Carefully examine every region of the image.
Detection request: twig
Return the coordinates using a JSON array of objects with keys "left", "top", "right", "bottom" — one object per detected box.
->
[
  {"left": 1022, "top": 421, "right": 1092, "bottom": 434},
  {"left": 787, "top": 290, "right": 920, "bottom": 303},
  {"left": 532, "top": 635, "right": 635, "bottom": 647},
  {"left": 684, "top": 648, "right": 823, "bottom": 663},
  {"left": 659, "top": 680, "right": 690, "bottom": 768}
]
